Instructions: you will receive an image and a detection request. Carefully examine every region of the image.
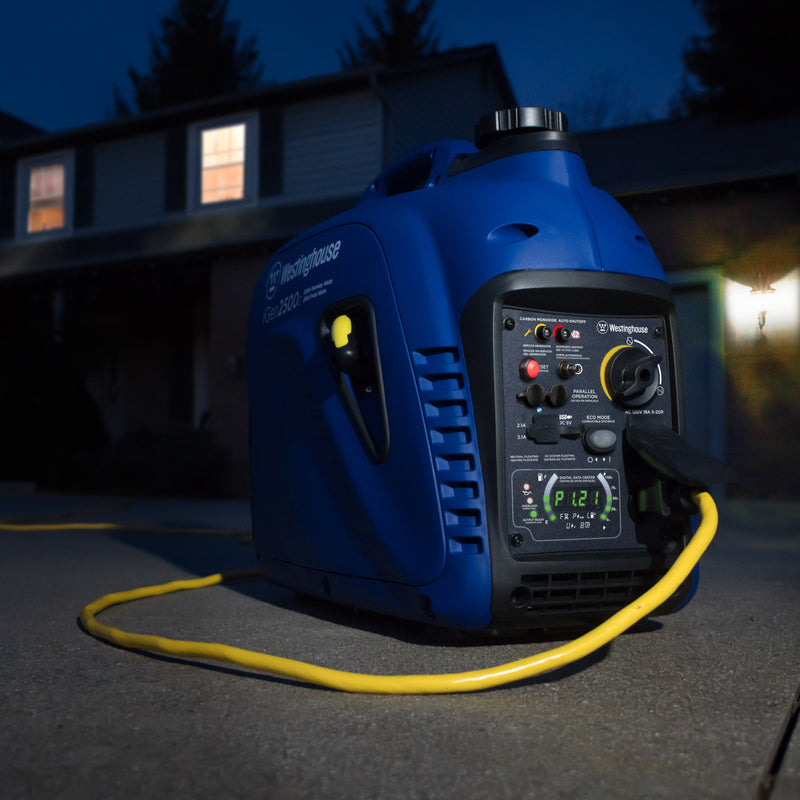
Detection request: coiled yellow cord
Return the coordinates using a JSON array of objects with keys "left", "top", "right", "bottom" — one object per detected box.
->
[{"left": 79, "top": 491, "right": 717, "bottom": 694}]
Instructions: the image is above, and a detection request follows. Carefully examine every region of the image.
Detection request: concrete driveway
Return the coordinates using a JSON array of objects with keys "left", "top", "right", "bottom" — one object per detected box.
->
[{"left": 1, "top": 491, "right": 798, "bottom": 798}]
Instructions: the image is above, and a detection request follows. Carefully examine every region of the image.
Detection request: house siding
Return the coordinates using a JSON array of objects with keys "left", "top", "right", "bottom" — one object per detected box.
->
[
  {"left": 93, "top": 133, "right": 167, "bottom": 230},
  {"left": 283, "top": 90, "right": 382, "bottom": 201}
]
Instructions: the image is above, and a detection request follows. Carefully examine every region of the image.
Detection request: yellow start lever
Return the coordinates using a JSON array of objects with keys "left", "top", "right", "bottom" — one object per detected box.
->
[{"left": 331, "top": 314, "right": 352, "bottom": 349}]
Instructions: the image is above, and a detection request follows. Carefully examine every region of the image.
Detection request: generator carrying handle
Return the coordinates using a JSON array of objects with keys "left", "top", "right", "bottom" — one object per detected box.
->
[{"left": 360, "top": 141, "right": 476, "bottom": 201}]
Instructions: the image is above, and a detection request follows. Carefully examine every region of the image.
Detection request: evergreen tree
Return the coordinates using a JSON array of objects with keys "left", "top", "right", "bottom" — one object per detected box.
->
[
  {"left": 673, "top": 0, "right": 800, "bottom": 121},
  {"left": 338, "top": 0, "right": 441, "bottom": 69},
  {"left": 113, "top": 0, "right": 263, "bottom": 116}
]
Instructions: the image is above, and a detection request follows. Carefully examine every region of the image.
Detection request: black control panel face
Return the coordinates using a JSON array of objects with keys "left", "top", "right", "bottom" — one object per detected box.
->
[{"left": 501, "top": 307, "right": 674, "bottom": 555}]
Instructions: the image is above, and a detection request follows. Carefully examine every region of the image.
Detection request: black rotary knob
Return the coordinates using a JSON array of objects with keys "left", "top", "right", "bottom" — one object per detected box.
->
[
  {"left": 546, "top": 384, "right": 569, "bottom": 408},
  {"left": 604, "top": 346, "right": 662, "bottom": 407},
  {"left": 475, "top": 107, "right": 569, "bottom": 148},
  {"left": 516, "top": 383, "right": 546, "bottom": 408}
]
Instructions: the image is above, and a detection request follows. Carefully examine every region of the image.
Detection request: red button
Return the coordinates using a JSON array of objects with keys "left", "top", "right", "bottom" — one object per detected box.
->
[{"left": 519, "top": 358, "right": 540, "bottom": 380}]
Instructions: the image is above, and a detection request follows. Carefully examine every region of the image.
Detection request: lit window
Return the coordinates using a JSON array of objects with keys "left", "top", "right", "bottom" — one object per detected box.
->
[
  {"left": 28, "top": 162, "right": 65, "bottom": 232},
  {"left": 201, "top": 123, "right": 246, "bottom": 204},
  {"left": 188, "top": 115, "right": 258, "bottom": 211}
]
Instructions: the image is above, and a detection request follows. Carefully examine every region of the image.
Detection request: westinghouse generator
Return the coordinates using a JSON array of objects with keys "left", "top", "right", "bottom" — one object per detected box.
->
[{"left": 246, "top": 107, "right": 719, "bottom": 633}]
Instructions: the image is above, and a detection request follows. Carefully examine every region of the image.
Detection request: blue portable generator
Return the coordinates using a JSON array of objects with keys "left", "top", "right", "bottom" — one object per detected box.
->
[{"left": 246, "top": 107, "right": 717, "bottom": 632}]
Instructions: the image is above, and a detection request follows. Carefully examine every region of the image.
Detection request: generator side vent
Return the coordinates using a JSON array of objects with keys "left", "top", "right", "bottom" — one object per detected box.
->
[
  {"left": 516, "top": 568, "right": 668, "bottom": 613},
  {"left": 413, "top": 347, "right": 485, "bottom": 550}
]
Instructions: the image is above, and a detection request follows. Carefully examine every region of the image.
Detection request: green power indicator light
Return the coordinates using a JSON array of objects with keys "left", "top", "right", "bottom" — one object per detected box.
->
[{"left": 529, "top": 510, "right": 537, "bottom": 519}]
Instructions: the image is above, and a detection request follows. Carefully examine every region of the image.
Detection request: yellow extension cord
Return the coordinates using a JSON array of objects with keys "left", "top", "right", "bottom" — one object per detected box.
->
[
  {"left": 68, "top": 491, "right": 718, "bottom": 694},
  {"left": 0, "top": 521, "right": 240, "bottom": 535}
]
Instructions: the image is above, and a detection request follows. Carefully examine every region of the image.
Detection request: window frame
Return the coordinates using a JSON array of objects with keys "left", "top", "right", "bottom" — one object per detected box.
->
[
  {"left": 16, "top": 150, "right": 75, "bottom": 239},
  {"left": 187, "top": 112, "right": 259, "bottom": 212}
]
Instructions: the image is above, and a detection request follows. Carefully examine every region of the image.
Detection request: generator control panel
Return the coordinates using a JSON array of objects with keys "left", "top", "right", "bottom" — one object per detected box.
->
[{"left": 500, "top": 306, "right": 674, "bottom": 556}]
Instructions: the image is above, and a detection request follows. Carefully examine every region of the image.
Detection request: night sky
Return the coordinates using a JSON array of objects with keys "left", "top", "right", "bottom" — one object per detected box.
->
[{"left": 1, "top": 0, "right": 708, "bottom": 133}]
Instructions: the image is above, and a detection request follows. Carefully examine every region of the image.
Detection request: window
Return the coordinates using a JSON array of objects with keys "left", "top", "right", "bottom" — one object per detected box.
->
[
  {"left": 28, "top": 162, "right": 65, "bottom": 232},
  {"left": 201, "top": 123, "right": 245, "bottom": 204},
  {"left": 188, "top": 114, "right": 258, "bottom": 210},
  {"left": 17, "top": 152, "right": 74, "bottom": 237}
]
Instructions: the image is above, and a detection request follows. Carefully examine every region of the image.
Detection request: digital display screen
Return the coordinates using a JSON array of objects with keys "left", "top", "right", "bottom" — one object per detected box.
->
[{"left": 552, "top": 487, "right": 604, "bottom": 510}]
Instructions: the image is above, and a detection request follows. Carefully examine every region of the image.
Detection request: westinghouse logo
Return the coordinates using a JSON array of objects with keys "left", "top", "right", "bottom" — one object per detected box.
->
[
  {"left": 266, "top": 263, "right": 282, "bottom": 300},
  {"left": 608, "top": 323, "right": 648, "bottom": 334},
  {"left": 266, "top": 240, "right": 341, "bottom": 300}
]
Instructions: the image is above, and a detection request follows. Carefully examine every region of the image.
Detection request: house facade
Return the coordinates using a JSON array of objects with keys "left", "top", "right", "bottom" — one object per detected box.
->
[
  {"left": 0, "top": 45, "right": 515, "bottom": 495},
  {"left": 2, "top": 46, "right": 797, "bottom": 499}
]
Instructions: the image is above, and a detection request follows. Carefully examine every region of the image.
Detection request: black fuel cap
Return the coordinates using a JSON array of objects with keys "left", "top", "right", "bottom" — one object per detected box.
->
[{"left": 475, "top": 107, "right": 569, "bottom": 148}]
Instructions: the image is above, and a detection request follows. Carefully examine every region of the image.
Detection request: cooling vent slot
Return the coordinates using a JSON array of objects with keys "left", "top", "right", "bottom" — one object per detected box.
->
[
  {"left": 413, "top": 347, "right": 484, "bottom": 553},
  {"left": 513, "top": 568, "right": 669, "bottom": 613}
]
